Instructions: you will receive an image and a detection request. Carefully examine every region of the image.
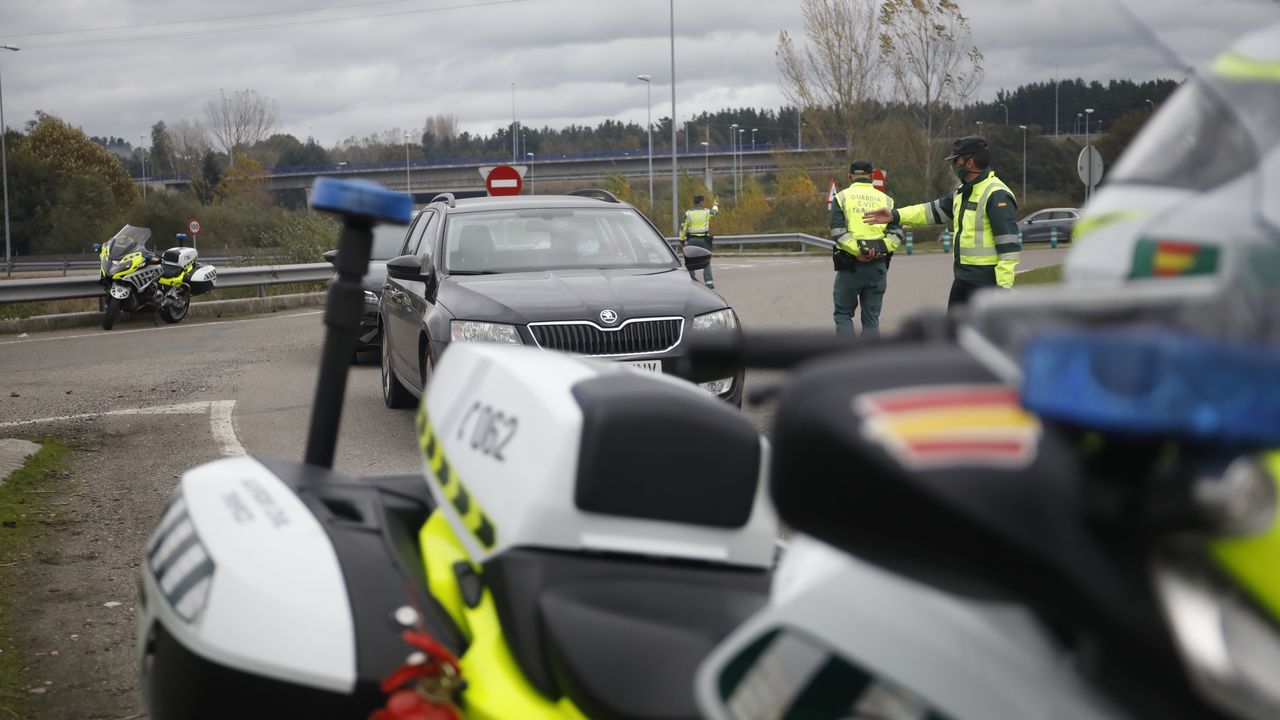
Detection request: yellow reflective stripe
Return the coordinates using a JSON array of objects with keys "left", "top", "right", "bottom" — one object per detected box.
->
[
  {"left": 1213, "top": 51, "right": 1280, "bottom": 82},
  {"left": 1210, "top": 451, "right": 1280, "bottom": 620},
  {"left": 415, "top": 404, "right": 497, "bottom": 550},
  {"left": 685, "top": 208, "right": 711, "bottom": 233},
  {"left": 419, "top": 515, "right": 588, "bottom": 719},
  {"left": 897, "top": 203, "right": 932, "bottom": 227},
  {"left": 1072, "top": 209, "right": 1144, "bottom": 242}
]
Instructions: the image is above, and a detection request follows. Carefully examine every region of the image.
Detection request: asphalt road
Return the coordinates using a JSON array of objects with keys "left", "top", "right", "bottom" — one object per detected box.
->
[{"left": 1, "top": 248, "right": 1068, "bottom": 474}]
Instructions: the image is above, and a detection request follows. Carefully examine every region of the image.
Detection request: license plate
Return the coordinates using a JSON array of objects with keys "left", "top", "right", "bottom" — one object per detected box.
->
[{"left": 625, "top": 359, "right": 662, "bottom": 373}]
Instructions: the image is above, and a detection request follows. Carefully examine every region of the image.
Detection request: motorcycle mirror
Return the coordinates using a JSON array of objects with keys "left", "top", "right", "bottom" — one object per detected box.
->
[
  {"left": 90, "top": 243, "right": 102, "bottom": 253},
  {"left": 684, "top": 244, "right": 712, "bottom": 271},
  {"left": 322, "top": 249, "right": 338, "bottom": 266}
]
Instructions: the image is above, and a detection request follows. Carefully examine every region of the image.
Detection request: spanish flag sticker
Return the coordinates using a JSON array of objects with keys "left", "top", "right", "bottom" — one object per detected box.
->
[
  {"left": 856, "top": 384, "right": 1040, "bottom": 469},
  {"left": 1130, "top": 238, "right": 1219, "bottom": 278}
]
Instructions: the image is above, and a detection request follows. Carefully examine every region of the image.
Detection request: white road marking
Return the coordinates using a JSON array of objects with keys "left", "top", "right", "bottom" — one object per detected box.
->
[
  {"left": 0, "top": 310, "right": 324, "bottom": 346},
  {"left": 0, "top": 400, "right": 247, "bottom": 457}
]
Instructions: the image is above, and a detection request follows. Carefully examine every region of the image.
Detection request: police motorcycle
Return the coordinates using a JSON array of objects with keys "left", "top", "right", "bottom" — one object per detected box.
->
[
  {"left": 690, "top": 21, "right": 1280, "bottom": 720},
  {"left": 94, "top": 225, "right": 217, "bottom": 330},
  {"left": 135, "top": 178, "right": 778, "bottom": 719}
]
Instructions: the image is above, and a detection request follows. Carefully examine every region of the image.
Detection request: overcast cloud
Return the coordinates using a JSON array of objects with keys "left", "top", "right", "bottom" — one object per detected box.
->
[{"left": 0, "top": 0, "right": 1276, "bottom": 149}]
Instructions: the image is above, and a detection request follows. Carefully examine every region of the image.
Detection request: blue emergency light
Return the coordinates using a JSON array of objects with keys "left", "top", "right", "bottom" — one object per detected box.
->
[{"left": 1020, "top": 327, "right": 1280, "bottom": 446}]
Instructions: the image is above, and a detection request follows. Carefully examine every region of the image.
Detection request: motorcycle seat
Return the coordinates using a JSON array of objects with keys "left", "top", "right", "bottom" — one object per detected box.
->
[
  {"left": 484, "top": 548, "right": 770, "bottom": 720},
  {"left": 161, "top": 262, "right": 188, "bottom": 279}
]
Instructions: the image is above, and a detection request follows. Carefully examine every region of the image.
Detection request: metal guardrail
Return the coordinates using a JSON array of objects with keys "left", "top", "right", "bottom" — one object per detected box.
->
[
  {"left": 4, "top": 255, "right": 287, "bottom": 276},
  {"left": 1, "top": 234, "right": 833, "bottom": 305},
  {"left": 0, "top": 263, "right": 332, "bottom": 304}
]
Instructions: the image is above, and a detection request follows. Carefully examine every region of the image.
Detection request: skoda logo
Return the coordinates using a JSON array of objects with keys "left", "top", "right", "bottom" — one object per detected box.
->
[{"left": 599, "top": 309, "right": 619, "bottom": 325}]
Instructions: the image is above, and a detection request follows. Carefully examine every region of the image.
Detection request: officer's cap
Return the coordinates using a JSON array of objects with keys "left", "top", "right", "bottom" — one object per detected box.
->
[
  {"left": 944, "top": 136, "right": 988, "bottom": 160},
  {"left": 849, "top": 160, "right": 874, "bottom": 175},
  {"left": 694, "top": 194, "right": 705, "bottom": 203}
]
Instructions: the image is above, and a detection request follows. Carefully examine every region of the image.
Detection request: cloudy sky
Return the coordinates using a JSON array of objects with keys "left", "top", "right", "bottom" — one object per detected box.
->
[{"left": 0, "top": 0, "right": 1276, "bottom": 149}]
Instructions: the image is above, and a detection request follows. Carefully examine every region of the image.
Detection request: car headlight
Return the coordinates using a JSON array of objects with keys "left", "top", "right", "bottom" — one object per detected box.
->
[
  {"left": 693, "top": 308, "right": 739, "bottom": 333},
  {"left": 1154, "top": 561, "right": 1280, "bottom": 720},
  {"left": 363, "top": 290, "right": 379, "bottom": 304},
  {"left": 450, "top": 321, "right": 523, "bottom": 345}
]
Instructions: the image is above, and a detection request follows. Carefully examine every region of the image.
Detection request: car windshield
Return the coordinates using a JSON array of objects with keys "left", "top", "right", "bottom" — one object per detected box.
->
[
  {"left": 371, "top": 224, "right": 406, "bottom": 261},
  {"left": 1109, "top": 74, "right": 1280, "bottom": 191},
  {"left": 443, "top": 206, "right": 678, "bottom": 273}
]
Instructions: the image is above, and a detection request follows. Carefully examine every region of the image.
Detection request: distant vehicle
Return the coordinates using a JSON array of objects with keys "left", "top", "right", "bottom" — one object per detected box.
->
[
  {"left": 378, "top": 189, "right": 743, "bottom": 408},
  {"left": 323, "top": 222, "right": 408, "bottom": 358},
  {"left": 1017, "top": 207, "right": 1079, "bottom": 243}
]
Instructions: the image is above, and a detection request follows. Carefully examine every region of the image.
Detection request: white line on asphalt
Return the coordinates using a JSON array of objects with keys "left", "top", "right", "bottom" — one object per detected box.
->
[
  {"left": 0, "top": 400, "right": 247, "bottom": 457},
  {"left": 0, "top": 310, "right": 324, "bottom": 346}
]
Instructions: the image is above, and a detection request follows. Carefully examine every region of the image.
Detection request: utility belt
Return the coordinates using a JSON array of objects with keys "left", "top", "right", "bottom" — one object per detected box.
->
[
  {"left": 686, "top": 233, "right": 712, "bottom": 241},
  {"left": 833, "top": 244, "right": 893, "bottom": 273}
]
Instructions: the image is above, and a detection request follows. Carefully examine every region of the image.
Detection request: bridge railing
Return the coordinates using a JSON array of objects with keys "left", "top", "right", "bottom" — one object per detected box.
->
[{"left": 1, "top": 234, "right": 832, "bottom": 305}]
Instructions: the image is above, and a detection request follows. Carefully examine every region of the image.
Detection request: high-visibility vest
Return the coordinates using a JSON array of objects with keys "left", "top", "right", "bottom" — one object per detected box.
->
[
  {"left": 899, "top": 173, "right": 1016, "bottom": 267},
  {"left": 834, "top": 182, "right": 897, "bottom": 255},
  {"left": 683, "top": 207, "right": 714, "bottom": 235}
]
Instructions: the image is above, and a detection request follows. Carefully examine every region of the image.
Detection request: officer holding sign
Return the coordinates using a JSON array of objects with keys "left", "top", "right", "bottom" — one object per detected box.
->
[{"left": 829, "top": 160, "right": 902, "bottom": 336}]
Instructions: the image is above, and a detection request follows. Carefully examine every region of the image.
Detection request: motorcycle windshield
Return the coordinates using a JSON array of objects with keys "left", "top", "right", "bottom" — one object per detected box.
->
[{"left": 106, "top": 226, "right": 152, "bottom": 260}]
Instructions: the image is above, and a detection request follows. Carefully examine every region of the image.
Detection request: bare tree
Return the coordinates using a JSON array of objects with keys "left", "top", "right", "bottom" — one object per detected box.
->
[
  {"left": 168, "top": 118, "right": 211, "bottom": 176},
  {"left": 776, "top": 0, "right": 883, "bottom": 154},
  {"left": 423, "top": 113, "right": 459, "bottom": 141},
  {"left": 203, "top": 89, "right": 278, "bottom": 165},
  {"left": 879, "top": 0, "right": 983, "bottom": 193}
]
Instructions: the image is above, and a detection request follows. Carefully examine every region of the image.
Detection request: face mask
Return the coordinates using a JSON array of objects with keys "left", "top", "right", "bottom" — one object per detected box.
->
[{"left": 950, "top": 161, "right": 968, "bottom": 181}]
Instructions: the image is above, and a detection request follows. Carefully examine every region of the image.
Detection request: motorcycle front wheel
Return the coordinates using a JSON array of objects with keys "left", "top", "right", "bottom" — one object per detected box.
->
[
  {"left": 103, "top": 297, "right": 121, "bottom": 330},
  {"left": 159, "top": 287, "right": 190, "bottom": 324}
]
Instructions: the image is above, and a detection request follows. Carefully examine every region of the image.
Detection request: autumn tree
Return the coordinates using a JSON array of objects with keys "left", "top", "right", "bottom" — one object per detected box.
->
[
  {"left": 879, "top": 0, "right": 983, "bottom": 195},
  {"left": 168, "top": 118, "right": 210, "bottom": 175},
  {"left": 204, "top": 89, "right": 277, "bottom": 165},
  {"left": 776, "top": 0, "right": 883, "bottom": 152}
]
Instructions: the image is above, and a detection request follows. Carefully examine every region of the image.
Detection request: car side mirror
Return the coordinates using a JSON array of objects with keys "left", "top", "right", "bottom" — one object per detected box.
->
[
  {"left": 322, "top": 249, "right": 338, "bottom": 266},
  {"left": 386, "top": 254, "right": 430, "bottom": 283},
  {"left": 684, "top": 245, "right": 712, "bottom": 272}
]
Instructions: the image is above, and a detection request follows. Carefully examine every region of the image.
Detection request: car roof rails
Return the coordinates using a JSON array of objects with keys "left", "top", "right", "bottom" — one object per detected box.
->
[
  {"left": 567, "top": 189, "right": 622, "bottom": 203},
  {"left": 430, "top": 192, "right": 457, "bottom": 208}
]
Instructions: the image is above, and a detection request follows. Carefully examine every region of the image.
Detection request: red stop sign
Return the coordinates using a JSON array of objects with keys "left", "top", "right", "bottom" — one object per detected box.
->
[
  {"left": 871, "top": 168, "right": 887, "bottom": 191},
  {"left": 486, "top": 165, "right": 523, "bottom": 196}
]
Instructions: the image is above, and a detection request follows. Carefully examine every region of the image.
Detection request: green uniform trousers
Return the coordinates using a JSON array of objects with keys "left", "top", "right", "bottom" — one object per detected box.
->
[
  {"left": 833, "top": 260, "right": 888, "bottom": 336},
  {"left": 686, "top": 235, "right": 714, "bottom": 286}
]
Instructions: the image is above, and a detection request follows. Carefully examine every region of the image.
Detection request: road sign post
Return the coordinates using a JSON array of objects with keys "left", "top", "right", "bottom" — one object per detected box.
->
[
  {"left": 826, "top": 178, "right": 838, "bottom": 211},
  {"left": 871, "top": 168, "right": 887, "bottom": 192},
  {"left": 1077, "top": 146, "right": 1104, "bottom": 201},
  {"left": 186, "top": 218, "right": 202, "bottom": 250}
]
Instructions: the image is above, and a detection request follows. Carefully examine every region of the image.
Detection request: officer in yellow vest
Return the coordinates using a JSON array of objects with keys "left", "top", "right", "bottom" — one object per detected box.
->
[
  {"left": 830, "top": 160, "right": 903, "bottom": 336},
  {"left": 863, "top": 136, "right": 1019, "bottom": 310},
  {"left": 680, "top": 194, "right": 719, "bottom": 288}
]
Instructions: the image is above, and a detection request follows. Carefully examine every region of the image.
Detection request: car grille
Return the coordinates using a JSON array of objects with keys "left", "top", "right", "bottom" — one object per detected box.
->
[{"left": 529, "top": 317, "right": 683, "bottom": 357}]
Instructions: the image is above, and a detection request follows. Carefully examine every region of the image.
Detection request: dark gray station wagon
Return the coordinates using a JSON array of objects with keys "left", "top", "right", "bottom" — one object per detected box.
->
[{"left": 378, "top": 189, "right": 744, "bottom": 407}]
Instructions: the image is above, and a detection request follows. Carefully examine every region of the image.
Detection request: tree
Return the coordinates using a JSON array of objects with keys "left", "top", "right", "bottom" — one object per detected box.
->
[
  {"left": 192, "top": 150, "right": 223, "bottom": 205},
  {"left": 203, "top": 88, "right": 277, "bottom": 165},
  {"left": 217, "top": 153, "right": 271, "bottom": 207},
  {"left": 168, "top": 118, "right": 210, "bottom": 176},
  {"left": 879, "top": 0, "right": 983, "bottom": 195},
  {"left": 776, "top": 0, "right": 883, "bottom": 152},
  {"left": 149, "top": 121, "right": 177, "bottom": 177}
]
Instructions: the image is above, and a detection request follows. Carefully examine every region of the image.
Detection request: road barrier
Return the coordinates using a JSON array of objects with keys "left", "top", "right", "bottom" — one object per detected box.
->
[{"left": 1, "top": 234, "right": 836, "bottom": 306}]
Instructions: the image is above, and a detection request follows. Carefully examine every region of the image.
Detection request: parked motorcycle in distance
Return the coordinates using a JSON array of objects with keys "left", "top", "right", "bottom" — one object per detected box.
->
[{"left": 93, "top": 225, "right": 217, "bottom": 330}]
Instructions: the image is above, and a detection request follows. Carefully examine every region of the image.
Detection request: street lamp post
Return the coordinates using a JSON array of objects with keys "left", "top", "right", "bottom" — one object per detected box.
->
[
  {"left": 637, "top": 74, "right": 654, "bottom": 210},
  {"left": 1085, "top": 107, "right": 1095, "bottom": 202},
  {"left": 404, "top": 131, "right": 412, "bottom": 199},
  {"left": 0, "top": 44, "right": 15, "bottom": 277},
  {"left": 1145, "top": 98, "right": 1155, "bottom": 112},
  {"left": 1018, "top": 125, "right": 1027, "bottom": 205},
  {"left": 1054, "top": 64, "right": 1060, "bottom": 136},
  {"left": 670, "top": 0, "right": 677, "bottom": 236},
  {"left": 976, "top": 120, "right": 984, "bottom": 135},
  {"left": 139, "top": 135, "right": 147, "bottom": 201},
  {"left": 700, "top": 140, "right": 710, "bottom": 191},
  {"left": 527, "top": 152, "right": 535, "bottom": 194},
  {"left": 798, "top": 116, "right": 804, "bottom": 150},
  {"left": 999, "top": 103, "right": 1008, "bottom": 125},
  {"left": 729, "top": 123, "right": 738, "bottom": 201},
  {"left": 738, "top": 128, "right": 745, "bottom": 193},
  {"left": 1075, "top": 112, "right": 1082, "bottom": 135}
]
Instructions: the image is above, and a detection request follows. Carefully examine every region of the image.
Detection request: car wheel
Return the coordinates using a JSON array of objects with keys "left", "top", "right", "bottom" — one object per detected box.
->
[
  {"left": 420, "top": 343, "right": 435, "bottom": 392},
  {"left": 381, "top": 327, "right": 414, "bottom": 409}
]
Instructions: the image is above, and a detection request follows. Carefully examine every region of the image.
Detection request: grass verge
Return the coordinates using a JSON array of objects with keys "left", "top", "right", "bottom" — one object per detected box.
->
[
  {"left": 1018, "top": 264, "right": 1063, "bottom": 285},
  {"left": 0, "top": 439, "right": 70, "bottom": 715}
]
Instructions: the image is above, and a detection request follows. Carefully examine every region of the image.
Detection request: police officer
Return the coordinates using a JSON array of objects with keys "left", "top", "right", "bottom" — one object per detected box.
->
[
  {"left": 680, "top": 194, "right": 719, "bottom": 288},
  {"left": 830, "top": 160, "right": 903, "bottom": 336},
  {"left": 863, "top": 136, "right": 1019, "bottom": 309}
]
